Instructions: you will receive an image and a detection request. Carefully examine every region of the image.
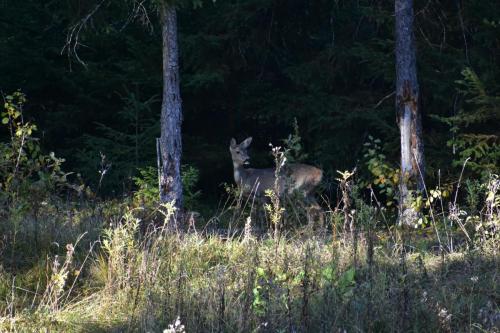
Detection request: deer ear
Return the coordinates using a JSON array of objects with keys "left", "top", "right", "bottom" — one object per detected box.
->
[
  {"left": 242, "top": 137, "right": 253, "bottom": 148},
  {"left": 230, "top": 138, "right": 237, "bottom": 148}
]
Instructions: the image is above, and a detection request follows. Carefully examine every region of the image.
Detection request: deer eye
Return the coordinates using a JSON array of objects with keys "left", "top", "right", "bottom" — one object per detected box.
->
[{"left": 236, "top": 151, "right": 240, "bottom": 154}]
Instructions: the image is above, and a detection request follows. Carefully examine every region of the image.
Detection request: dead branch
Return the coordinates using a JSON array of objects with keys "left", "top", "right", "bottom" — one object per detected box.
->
[
  {"left": 61, "top": 0, "right": 153, "bottom": 69},
  {"left": 61, "top": 0, "right": 108, "bottom": 69}
]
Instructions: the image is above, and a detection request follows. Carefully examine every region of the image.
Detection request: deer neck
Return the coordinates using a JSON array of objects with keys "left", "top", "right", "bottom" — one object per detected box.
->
[{"left": 233, "top": 162, "right": 247, "bottom": 185}]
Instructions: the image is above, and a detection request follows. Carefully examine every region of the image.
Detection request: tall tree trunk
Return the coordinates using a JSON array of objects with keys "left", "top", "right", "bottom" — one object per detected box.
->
[
  {"left": 159, "top": 4, "right": 183, "bottom": 214},
  {"left": 395, "top": 0, "right": 424, "bottom": 226}
]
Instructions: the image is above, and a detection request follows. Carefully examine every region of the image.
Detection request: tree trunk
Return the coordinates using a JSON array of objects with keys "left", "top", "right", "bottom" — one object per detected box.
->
[
  {"left": 159, "top": 4, "right": 183, "bottom": 214},
  {"left": 395, "top": 0, "right": 424, "bottom": 226}
]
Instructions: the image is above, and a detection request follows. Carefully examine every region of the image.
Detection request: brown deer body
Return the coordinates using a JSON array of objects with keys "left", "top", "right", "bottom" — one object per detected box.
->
[{"left": 229, "top": 137, "right": 323, "bottom": 202}]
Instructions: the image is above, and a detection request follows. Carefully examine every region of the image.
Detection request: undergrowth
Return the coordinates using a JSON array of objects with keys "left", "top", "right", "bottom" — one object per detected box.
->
[
  {"left": 0, "top": 92, "right": 498, "bottom": 332},
  {"left": 0, "top": 197, "right": 498, "bottom": 332}
]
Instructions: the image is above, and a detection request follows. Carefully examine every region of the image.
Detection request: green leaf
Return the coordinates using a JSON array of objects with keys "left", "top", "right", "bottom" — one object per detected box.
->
[
  {"left": 293, "top": 270, "right": 305, "bottom": 285},
  {"left": 322, "top": 267, "right": 334, "bottom": 281}
]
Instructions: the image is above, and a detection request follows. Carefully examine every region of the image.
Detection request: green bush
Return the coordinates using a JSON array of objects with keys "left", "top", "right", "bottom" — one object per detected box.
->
[{"left": 133, "top": 164, "right": 201, "bottom": 211}]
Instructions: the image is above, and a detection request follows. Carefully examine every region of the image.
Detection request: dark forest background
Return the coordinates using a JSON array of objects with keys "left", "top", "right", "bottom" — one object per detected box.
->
[{"left": 1, "top": 0, "right": 499, "bottom": 206}]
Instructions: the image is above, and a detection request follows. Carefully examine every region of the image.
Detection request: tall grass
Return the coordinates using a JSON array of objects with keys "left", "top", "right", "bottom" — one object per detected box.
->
[{"left": 0, "top": 172, "right": 499, "bottom": 332}]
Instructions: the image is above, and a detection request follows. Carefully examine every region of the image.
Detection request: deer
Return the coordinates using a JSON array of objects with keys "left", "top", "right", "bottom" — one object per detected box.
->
[{"left": 229, "top": 137, "right": 323, "bottom": 218}]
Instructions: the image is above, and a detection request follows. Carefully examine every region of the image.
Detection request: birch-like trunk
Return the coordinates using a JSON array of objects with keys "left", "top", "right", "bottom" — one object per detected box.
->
[
  {"left": 395, "top": 0, "right": 424, "bottom": 226},
  {"left": 159, "top": 5, "right": 183, "bottom": 213}
]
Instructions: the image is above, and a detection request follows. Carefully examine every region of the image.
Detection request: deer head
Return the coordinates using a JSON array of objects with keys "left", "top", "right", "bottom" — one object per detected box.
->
[{"left": 229, "top": 137, "right": 252, "bottom": 168}]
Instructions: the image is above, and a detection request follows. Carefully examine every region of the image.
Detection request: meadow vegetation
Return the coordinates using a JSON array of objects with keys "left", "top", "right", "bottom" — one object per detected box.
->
[{"left": 0, "top": 94, "right": 498, "bottom": 332}]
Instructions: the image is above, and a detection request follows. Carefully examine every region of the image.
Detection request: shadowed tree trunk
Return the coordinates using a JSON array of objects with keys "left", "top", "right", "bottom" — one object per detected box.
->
[
  {"left": 395, "top": 0, "right": 424, "bottom": 226},
  {"left": 159, "top": 4, "right": 183, "bottom": 214}
]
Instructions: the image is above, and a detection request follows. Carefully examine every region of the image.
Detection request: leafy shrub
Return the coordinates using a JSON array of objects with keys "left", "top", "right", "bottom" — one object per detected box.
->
[
  {"left": 0, "top": 91, "right": 78, "bottom": 224},
  {"left": 362, "top": 136, "right": 399, "bottom": 207},
  {"left": 133, "top": 164, "right": 201, "bottom": 211}
]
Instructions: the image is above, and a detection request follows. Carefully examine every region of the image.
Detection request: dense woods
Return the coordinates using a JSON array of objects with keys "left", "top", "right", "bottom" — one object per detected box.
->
[
  {"left": 0, "top": 0, "right": 499, "bottom": 332},
  {"left": 1, "top": 0, "right": 498, "bottom": 201}
]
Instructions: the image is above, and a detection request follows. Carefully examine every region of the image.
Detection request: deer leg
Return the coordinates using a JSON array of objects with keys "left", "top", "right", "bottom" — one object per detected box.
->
[
  {"left": 305, "top": 194, "right": 324, "bottom": 229},
  {"left": 251, "top": 196, "right": 268, "bottom": 234}
]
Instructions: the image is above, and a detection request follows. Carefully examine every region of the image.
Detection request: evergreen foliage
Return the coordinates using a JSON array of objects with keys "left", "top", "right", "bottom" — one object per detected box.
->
[
  {"left": 0, "top": 0, "right": 499, "bottom": 201},
  {"left": 435, "top": 68, "right": 500, "bottom": 177}
]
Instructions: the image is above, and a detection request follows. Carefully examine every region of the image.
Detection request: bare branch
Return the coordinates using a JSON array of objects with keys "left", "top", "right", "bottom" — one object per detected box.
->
[
  {"left": 61, "top": 0, "right": 108, "bottom": 69},
  {"left": 124, "top": 0, "right": 153, "bottom": 33},
  {"left": 62, "top": 0, "right": 156, "bottom": 68},
  {"left": 373, "top": 91, "right": 395, "bottom": 109}
]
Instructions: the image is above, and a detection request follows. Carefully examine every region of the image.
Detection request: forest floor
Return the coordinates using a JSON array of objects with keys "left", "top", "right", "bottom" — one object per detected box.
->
[{"left": 0, "top": 204, "right": 498, "bottom": 332}]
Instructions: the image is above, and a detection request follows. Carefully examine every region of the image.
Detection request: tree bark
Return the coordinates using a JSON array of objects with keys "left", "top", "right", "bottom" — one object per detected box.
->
[
  {"left": 395, "top": 0, "right": 424, "bottom": 226},
  {"left": 159, "top": 4, "right": 183, "bottom": 214}
]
